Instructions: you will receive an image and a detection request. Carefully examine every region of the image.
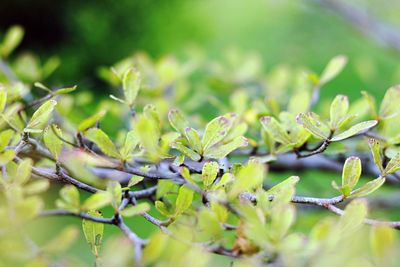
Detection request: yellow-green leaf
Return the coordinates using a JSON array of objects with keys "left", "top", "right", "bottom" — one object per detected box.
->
[
  {"left": 260, "top": 116, "right": 291, "bottom": 145},
  {"left": 42, "top": 226, "right": 79, "bottom": 253},
  {"left": 25, "top": 100, "right": 57, "bottom": 131},
  {"left": 82, "top": 210, "right": 104, "bottom": 257},
  {"left": 331, "top": 120, "right": 377, "bottom": 141},
  {"left": 171, "top": 142, "right": 201, "bottom": 161},
  {"left": 15, "top": 158, "right": 32, "bottom": 184},
  {"left": 107, "top": 181, "right": 122, "bottom": 210},
  {"left": 127, "top": 175, "right": 144, "bottom": 187},
  {"left": 329, "top": 95, "right": 349, "bottom": 129},
  {"left": 56, "top": 185, "right": 80, "bottom": 213},
  {"left": 77, "top": 110, "right": 107, "bottom": 132},
  {"left": 339, "top": 199, "right": 367, "bottom": 234},
  {"left": 82, "top": 192, "right": 112, "bottom": 211},
  {"left": 0, "top": 149, "right": 15, "bottom": 165},
  {"left": 349, "top": 177, "right": 385, "bottom": 198},
  {"left": 342, "top": 156, "right": 361, "bottom": 194},
  {"left": 1, "top": 25, "right": 24, "bottom": 57},
  {"left": 384, "top": 153, "right": 400, "bottom": 175},
  {"left": 368, "top": 139, "right": 383, "bottom": 173},
  {"left": 0, "top": 90, "right": 7, "bottom": 113},
  {"left": 296, "top": 112, "right": 330, "bottom": 139},
  {"left": 120, "top": 203, "right": 150, "bottom": 217},
  {"left": 202, "top": 161, "right": 219, "bottom": 187},
  {"left": 54, "top": 85, "right": 77, "bottom": 95},
  {"left": 84, "top": 128, "right": 121, "bottom": 159},
  {"left": 175, "top": 185, "right": 194, "bottom": 216},
  {"left": 319, "top": 55, "right": 348, "bottom": 85},
  {"left": 185, "top": 127, "right": 203, "bottom": 154},
  {"left": 43, "top": 124, "right": 63, "bottom": 160},
  {"left": 379, "top": 85, "right": 400, "bottom": 119},
  {"left": 203, "top": 136, "right": 248, "bottom": 159},
  {"left": 202, "top": 114, "right": 235, "bottom": 150},
  {"left": 122, "top": 68, "right": 141, "bottom": 107},
  {"left": 168, "top": 109, "right": 189, "bottom": 135},
  {"left": 0, "top": 129, "right": 14, "bottom": 151}
]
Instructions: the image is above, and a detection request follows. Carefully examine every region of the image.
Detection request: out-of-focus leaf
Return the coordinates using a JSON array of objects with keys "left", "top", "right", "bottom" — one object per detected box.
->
[
  {"left": 171, "top": 142, "right": 201, "bottom": 161},
  {"left": 260, "top": 116, "right": 291, "bottom": 144},
  {"left": 42, "top": 226, "right": 79, "bottom": 253},
  {"left": 229, "top": 161, "right": 265, "bottom": 198},
  {"left": 107, "top": 181, "right": 122, "bottom": 210},
  {"left": 185, "top": 127, "right": 203, "bottom": 154},
  {"left": 155, "top": 200, "right": 171, "bottom": 217},
  {"left": 122, "top": 68, "right": 141, "bottom": 107},
  {"left": 77, "top": 110, "right": 106, "bottom": 132},
  {"left": 370, "top": 225, "right": 395, "bottom": 260},
  {"left": 0, "top": 90, "right": 7, "bottom": 113},
  {"left": 319, "top": 55, "right": 348, "bottom": 85},
  {"left": 127, "top": 175, "right": 144, "bottom": 187},
  {"left": 120, "top": 130, "right": 140, "bottom": 160},
  {"left": 15, "top": 158, "right": 32, "bottom": 184},
  {"left": 0, "top": 129, "right": 14, "bottom": 151},
  {"left": 379, "top": 85, "right": 400, "bottom": 119},
  {"left": 383, "top": 153, "right": 400, "bottom": 175},
  {"left": 270, "top": 205, "right": 295, "bottom": 240},
  {"left": 203, "top": 136, "right": 248, "bottom": 159},
  {"left": 25, "top": 100, "right": 57, "bottom": 131},
  {"left": 296, "top": 112, "right": 330, "bottom": 139},
  {"left": 0, "top": 150, "right": 15, "bottom": 165},
  {"left": 339, "top": 199, "right": 367, "bottom": 234},
  {"left": 341, "top": 156, "right": 361, "bottom": 196},
  {"left": 54, "top": 85, "right": 77, "bottom": 95},
  {"left": 331, "top": 120, "right": 377, "bottom": 141},
  {"left": 82, "top": 192, "right": 111, "bottom": 211},
  {"left": 15, "top": 196, "right": 43, "bottom": 221},
  {"left": 361, "top": 91, "right": 378, "bottom": 118},
  {"left": 329, "top": 95, "right": 349, "bottom": 129},
  {"left": 175, "top": 185, "right": 194, "bottom": 216},
  {"left": 84, "top": 128, "right": 121, "bottom": 159},
  {"left": 82, "top": 210, "right": 104, "bottom": 257},
  {"left": 211, "top": 173, "right": 233, "bottom": 190},
  {"left": 202, "top": 114, "right": 235, "bottom": 150},
  {"left": 202, "top": 161, "right": 219, "bottom": 187},
  {"left": 56, "top": 185, "right": 80, "bottom": 213},
  {"left": 43, "top": 124, "right": 63, "bottom": 160},
  {"left": 24, "top": 179, "right": 49, "bottom": 195},
  {"left": 368, "top": 139, "right": 383, "bottom": 173},
  {"left": 349, "top": 177, "right": 385, "bottom": 198},
  {"left": 135, "top": 114, "right": 160, "bottom": 161},
  {"left": 0, "top": 25, "right": 24, "bottom": 57},
  {"left": 120, "top": 203, "right": 150, "bottom": 217}
]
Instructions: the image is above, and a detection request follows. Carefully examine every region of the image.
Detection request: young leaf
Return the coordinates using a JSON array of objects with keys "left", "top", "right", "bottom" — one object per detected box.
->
[
  {"left": 120, "top": 203, "right": 150, "bottom": 217},
  {"left": 82, "top": 192, "right": 112, "bottom": 211},
  {"left": 379, "top": 85, "right": 400, "bottom": 119},
  {"left": 168, "top": 109, "right": 189, "bottom": 135},
  {"left": 341, "top": 156, "right": 361, "bottom": 195},
  {"left": 329, "top": 95, "right": 349, "bottom": 129},
  {"left": 175, "top": 185, "right": 194, "bottom": 216},
  {"left": 202, "top": 114, "right": 235, "bottom": 150},
  {"left": 202, "top": 161, "right": 219, "bottom": 187},
  {"left": 25, "top": 100, "right": 57, "bottom": 131},
  {"left": 84, "top": 128, "right": 121, "bottom": 159},
  {"left": 56, "top": 185, "right": 80, "bottom": 213},
  {"left": 0, "top": 25, "right": 24, "bottom": 57},
  {"left": 0, "top": 150, "right": 15, "bottom": 165},
  {"left": 339, "top": 199, "right": 367, "bottom": 234},
  {"left": 203, "top": 136, "right": 248, "bottom": 159},
  {"left": 122, "top": 68, "right": 141, "bottom": 107},
  {"left": 24, "top": 179, "right": 50, "bottom": 195},
  {"left": 54, "top": 85, "right": 77, "bottom": 95},
  {"left": 368, "top": 139, "right": 383, "bottom": 173},
  {"left": 155, "top": 201, "right": 171, "bottom": 217},
  {"left": 362, "top": 91, "right": 378, "bottom": 118},
  {"left": 77, "top": 110, "right": 107, "bottom": 132},
  {"left": 383, "top": 153, "right": 400, "bottom": 175},
  {"left": 0, "top": 129, "right": 14, "bottom": 151},
  {"left": 42, "top": 226, "right": 79, "bottom": 253},
  {"left": 127, "top": 175, "right": 144, "bottom": 187},
  {"left": 331, "top": 120, "right": 377, "bottom": 141},
  {"left": 107, "top": 181, "right": 122, "bottom": 210},
  {"left": 0, "top": 90, "right": 7, "bottom": 113},
  {"left": 296, "top": 112, "right": 330, "bottom": 139},
  {"left": 185, "top": 127, "right": 203, "bottom": 154},
  {"left": 15, "top": 158, "right": 33, "bottom": 185},
  {"left": 82, "top": 210, "right": 104, "bottom": 257},
  {"left": 260, "top": 116, "right": 292, "bottom": 145},
  {"left": 43, "top": 124, "right": 63, "bottom": 160},
  {"left": 370, "top": 225, "right": 395, "bottom": 260},
  {"left": 171, "top": 142, "right": 201, "bottom": 161},
  {"left": 319, "top": 55, "right": 348, "bottom": 85},
  {"left": 135, "top": 115, "right": 160, "bottom": 161},
  {"left": 349, "top": 177, "right": 385, "bottom": 198}
]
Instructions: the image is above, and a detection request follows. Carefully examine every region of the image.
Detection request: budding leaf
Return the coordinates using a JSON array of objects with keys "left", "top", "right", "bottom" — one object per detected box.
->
[
  {"left": 368, "top": 139, "right": 384, "bottom": 173},
  {"left": 120, "top": 203, "right": 150, "bottom": 217},
  {"left": 341, "top": 156, "right": 361, "bottom": 195},
  {"left": 175, "top": 185, "right": 194, "bottom": 216},
  {"left": 43, "top": 124, "right": 63, "bottom": 160},
  {"left": 379, "top": 85, "right": 400, "bottom": 119},
  {"left": 202, "top": 161, "right": 219, "bottom": 187},
  {"left": 349, "top": 177, "right": 385, "bottom": 198},
  {"left": 122, "top": 68, "right": 141, "bottom": 107},
  {"left": 329, "top": 95, "right": 349, "bottom": 129},
  {"left": 1, "top": 25, "right": 24, "bottom": 58},
  {"left": 25, "top": 100, "right": 57, "bottom": 132},
  {"left": 171, "top": 142, "right": 201, "bottom": 161},
  {"left": 82, "top": 210, "right": 104, "bottom": 257},
  {"left": 331, "top": 120, "right": 377, "bottom": 141},
  {"left": 260, "top": 116, "right": 292, "bottom": 145},
  {"left": 319, "top": 55, "right": 348, "bottom": 86},
  {"left": 107, "top": 181, "right": 122, "bottom": 210},
  {"left": 168, "top": 109, "right": 189, "bottom": 135},
  {"left": 202, "top": 114, "right": 235, "bottom": 150},
  {"left": 185, "top": 127, "right": 203, "bottom": 154},
  {"left": 203, "top": 136, "right": 248, "bottom": 159},
  {"left": 84, "top": 128, "right": 121, "bottom": 159},
  {"left": 296, "top": 112, "right": 330, "bottom": 139},
  {"left": 135, "top": 115, "right": 160, "bottom": 161},
  {"left": 77, "top": 110, "right": 106, "bottom": 132},
  {"left": 384, "top": 153, "right": 400, "bottom": 175}
]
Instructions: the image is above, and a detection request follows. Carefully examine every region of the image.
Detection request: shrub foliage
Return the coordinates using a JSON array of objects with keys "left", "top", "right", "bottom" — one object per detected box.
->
[{"left": 1, "top": 26, "right": 400, "bottom": 267}]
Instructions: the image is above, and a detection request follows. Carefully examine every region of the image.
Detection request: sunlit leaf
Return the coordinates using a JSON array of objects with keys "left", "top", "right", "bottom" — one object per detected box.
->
[
  {"left": 329, "top": 95, "right": 349, "bottom": 129},
  {"left": 175, "top": 185, "right": 194, "bottom": 216},
  {"left": 25, "top": 100, "right": 57, "bottom": 131},
  {"left": 0, "top": 25, "right": 24, "bottom": 57},
  {"left": 84, "top": 128, "right": 121, "bottom": 159},
  {"left": 331, "top": 120, "right": 377, "bottom": 141},
  {"left": 54, "top": 85, "right": 77, "bottom": 95},
  {"left": 77, "top": 110, "right": 107, "bottom": 132},
  {"left": 202, "top": 161, "right": 219, "bottom": 187},
  {"left": 296, "top": 112, "right": 330, "bottom": 139},
  {"left": 168, "top": 109, "right": 189, "bottom": 135},
  {"left": 171, "top": 142, "right": 201, "bottom": 161},
  {"left": 203, "top": 136, "right": 248, "bottom": 159},
  {"left": 368, "top": 139, "right": 383, "bottom": 173},
  {"left": 56, "top": 185, "right": 80, "bottom": 213},
  {"left": 15, "top": 158, "right": 32, "bottom": 185},
  {"left": 82, "top": 210, "right": 104, "bottom": 257},
  {"left": 42, "top": 226, "right": 79, "bottom": 253},
  {"left": 24, "top": 179, "right": 49, "bottom": 195},
  {"left": 379, "top": 85, "right": 400, "bottom": 119},
  {"left": 120, "top": 203, "right": 150, "bottom": 217},
  {"left": 349, "top": 177, "right": 385, "bottom": 198},
  {"left": 202, "top": 113, "right": 235, "bottom": 150},
  {"left": 319, "top": 55, "right": 348, "bottom": 85},
  {"left": 370, "top": 225, "right": 395, "bottom": 260},
  {"left": 122, "top": 68, "right": 141, "bottom": 107},
  {"left": 43, "top": 124, "right": 63, "bottom": 160},
  {"left": 0, "top": 150, "right": 15, "bottom": 165},
  {"left": 82, "top": 192, "right": 111, "bottom": 211},
  {"left": 383, "top": 153, "right": 400, "bottom": 175},
  {"left": 260, "top": 116, "right": 291, "bottom": 144},
  {"left": 0, "top": 129, "right": 14, "bottom": 151},
  {"left": 127, "top": 175, "right": 144, "bottom": 187},
  {"left": 107, "top": 181, "right": 122, "bottom": 210},
  {"left": 341, "top": 156, "right": 361, "bottom": 195},
  {"left": 185, "top": 127, "right": 203, "bottom": 154},
  {"left": 0, "top": 90, "right": 7, "bottom": 113},
  {"left": 339, "top": 199, "right": 367, "bottom": 234}
]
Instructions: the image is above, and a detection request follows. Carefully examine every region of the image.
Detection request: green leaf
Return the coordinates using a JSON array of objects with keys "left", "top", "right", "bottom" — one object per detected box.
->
[
  {"left": 77, "top": 110, "right": 107, "bottom": 132},
  {"left": 329, "top": 95, "right": 349, "bottom": 129},
  {"left": 15, "top": 158, "right": 32, "bottom": 184},
  {"left": 168, "top": 109, "right": 189, "bottom": 135},
  {"left": 56, "top": 185, "right": 80, "bottom": 213},
  {"left": 0, "top": 25, "right": 24, "bottom": 57},
  {"left": 341, "top": 156, "right": 361, "bottom": 194},
  {"left": 260, "top": 116, "right": 291, "bottom": 144},
  {"left": 296, "top": 112, "right": 330, "bottom": 139},
  {"left": 349, "top": 177, "right": 385, "bottom": 198},
  {"left": 120, "top": 203, "right": 150, "bottom": 217},
  {"left": 127, "top": 175, "right": 144, "bottom": 187},
  {"left": 122, "top": 68, "right": 141, "bottom": 107},
  {"left": 185, "top": 127, "right": 203, "bottom": 154},
  {"left": 135, "top": 114, "right": 160, "bottom": 161},
  {"left": 54, "top": 85, "right": 77, "bottom": 95},
  {"left": 229, "top": 161, "right": 265, "bottom": 198},
  {"left": 82, "top": 210, "right": 104, "bottom": 257},
  {"left": 0, "top": 90, "right": 7, "bottom": 113},
  {"left": 202, "top": 114, "right": 235, "bottom": 150},
  {"left": 25, "top": 100, "right": 57, "bottom": 131},
  {"left": 370, "top": 225, "right": 395, "bottom": 260},
  {"left": 379, "top": 85, "right": 400, "bottom": 119},
  {"left": 82, "top": 192, "right": 111, "bottom": 211},
  {"left": 43, "top": 124, "right": 63, "bottom": 160},
  {"left": 155, "top": 200, "right": 171, "bottom": 217},
  {"left": 368, "top": 139, "right": 383, "bottom": 173},
  {"left": 119, "top": 130, "right": 140, "bottom": 161},
  {"left": 331, "top": 120, "right": 377, "bottom": 141},
  {"left": 0, "top": 129, "right": 14, "bottom": 151},
  {"left": 42, "top": 226, "right": 79, "bottom": 253},
  {"left": 84, "top": 128, "right": 121, "bottom": 159},
  {"left": 339, "top": 199, "right": 367, "bottom": 234},
  {"left": 0, "top": 150, "right": 15, "bottom": 165},
  {"left": 23, "top": 179, "right": 50, "bottom": 195},
  {"left": 107, "top": 181, "right": 122, "bottom": 210},
  {"left": 175, "top": 185, "right": 194, "bottom": 216},
  {"left": 384, "top": 153, "right": 400, "bottom": 175},
  {"left": 211, "top": 173, "right": 233, "bottom": 190},
  {"left": 171, "top": 142, "right": 201, "bottom": 161},
  {"left": 362, "top": 91, "right": 378, "bottom": 118},
  {"left": 202, "top": 161, "right": 219, "bottom": 187},
  {"left": 203, "top": 136, "right": 248, "bottom": 159},
  {"left": 319, "top": 55, "right": 348, "bottom": 85}
]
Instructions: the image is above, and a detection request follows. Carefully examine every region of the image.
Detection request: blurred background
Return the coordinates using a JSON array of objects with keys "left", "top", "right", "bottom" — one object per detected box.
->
[{"left": 1, "top": 0, "right": 400, "bottom": 100}]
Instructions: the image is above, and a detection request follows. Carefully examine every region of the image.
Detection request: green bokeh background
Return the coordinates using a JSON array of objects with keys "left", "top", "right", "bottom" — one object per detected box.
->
[{"left": 2, "top": 0, "right": 400, "bottom": 265}]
